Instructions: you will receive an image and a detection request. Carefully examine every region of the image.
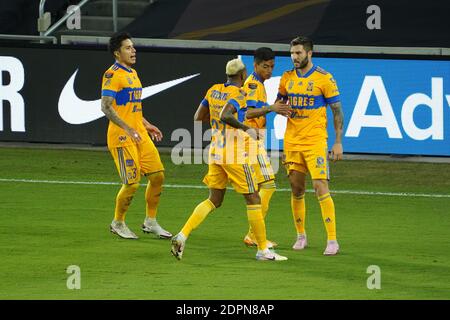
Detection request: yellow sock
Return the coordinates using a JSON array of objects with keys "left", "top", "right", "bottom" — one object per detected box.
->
[
  {"left": 318, "top": 193, "right": 336, "bottom": 241},
  {"left": 247, "top": 182, "right": 275, "bottom": 239},
  {"left": 291, "top": 193, "right": 306, "bottom": 234},
  {"left": 181, "top": 199, "right": 216, "bottom": 238},
  {"left": 145, "top": 171, "right": 164, "bottom": 218},
  {"left": 260, "top": 181, "right": 276, "bottom": 219},
  {"left": 114, "top": 183, "right": 139, "bottom": 221},
  {"left": 247, "top": 204, "right": 267, "bottom": 251}
]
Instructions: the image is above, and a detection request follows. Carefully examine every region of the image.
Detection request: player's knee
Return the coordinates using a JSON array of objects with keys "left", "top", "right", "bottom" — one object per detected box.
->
[
  {"left": 148, "top": 171, "right": 164, "bottom": 186},
  {"left": 245, "top": 192, "right": 261, "bottom": 205},
  {"left": 125, "top": 182, "right": 140, "bottom": 193},
  {"left": 291, "top": 185, "right": 305, "bottom": 197},
  {"left": 313, "top": 180, "right": 329, "bottom": 196}
]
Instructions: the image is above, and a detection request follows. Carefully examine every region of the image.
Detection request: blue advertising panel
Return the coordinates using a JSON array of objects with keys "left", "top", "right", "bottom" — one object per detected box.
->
[{"left": 241, "top": 55, "right": 450, "bottom": 156}]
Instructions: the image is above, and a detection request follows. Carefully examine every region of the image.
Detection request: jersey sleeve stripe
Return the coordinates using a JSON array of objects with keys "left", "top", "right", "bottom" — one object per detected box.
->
[
  {"left": 228, "top": 99, "right": 241, "bottom": 111},
  {"left": 102, "top": 89, "right": 117, "bottom": 97},
  {"left": 200, "top": 98, "right": 209, "bottom": 108},
  {"left": 325, "top": 95, "right": 340, "bottom": 104}
]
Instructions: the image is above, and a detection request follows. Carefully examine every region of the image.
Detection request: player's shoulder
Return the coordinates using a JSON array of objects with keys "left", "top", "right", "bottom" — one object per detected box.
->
[
  {"left": 281, "top": 68, "right": 296, "bottom": 79},
  {"left": 103, "top": 64, "right": 120, "bottom": 78},
  {"left": 313, "top": 66, "right": 334, "bottom": 78},
  {"left": 244, "top": 76, "right": 259, "bottom": 90}
]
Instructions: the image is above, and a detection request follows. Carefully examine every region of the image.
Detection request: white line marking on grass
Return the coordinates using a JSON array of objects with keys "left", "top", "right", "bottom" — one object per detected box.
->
[{"left": 0, "top": 178, "right": 449, "bottom": 198}]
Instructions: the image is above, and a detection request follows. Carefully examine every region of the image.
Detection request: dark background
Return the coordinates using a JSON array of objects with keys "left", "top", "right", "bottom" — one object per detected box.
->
[{"left": 0, "top": 44, "right": 235, "bottom": 146}]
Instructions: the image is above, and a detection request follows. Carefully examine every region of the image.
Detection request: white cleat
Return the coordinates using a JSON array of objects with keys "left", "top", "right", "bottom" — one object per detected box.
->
[
  {"left": 110, "top": 220, "right": 138, "bottom": 239},
  {"left": 292, "top": 234, "right": 307, "bottom": 250},
  {"left": 142, "top": 218, "right": 172, "bottom": 239},
  {"left": 256, "top": 249, "right": 288, "bottom": 261},
  {"left": 171, "top": 233, "right": 186, "bottom": 260},
  {"left": 323, "top": 240, "right": 340, "bottom": 256}
]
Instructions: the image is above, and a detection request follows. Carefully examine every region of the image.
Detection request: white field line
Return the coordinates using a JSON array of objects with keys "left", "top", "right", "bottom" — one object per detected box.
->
[{"left": 0, "top": 178, "right": 449, "bottom": 198}]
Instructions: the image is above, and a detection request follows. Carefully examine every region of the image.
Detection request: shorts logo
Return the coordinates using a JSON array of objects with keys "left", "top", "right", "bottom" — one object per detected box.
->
[
  {"left": 325, "top": 217, "right": 332, "bottom": 223},
  {"left": 126, "top": 159, "right": 134, "bottom": 166},
  {"left": 119, "top": 135, "right": 127, "bottom": 142},
  {"left": 316, "top": 156, "right": 325, "bottom": 168}
]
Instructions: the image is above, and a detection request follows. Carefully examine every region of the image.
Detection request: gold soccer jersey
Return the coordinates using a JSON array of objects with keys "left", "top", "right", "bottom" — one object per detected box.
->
[
  {"left": 277, "top": 65, "right": 340, "bottom": 150},
  {"left": 101, "top": 62, "right": 147, "bottom": 148},
  {"left": 200, "top": 83, "right": 257, "bottom": 194},
  {"left": 242, "top": 72, "right": 275, "bottom": 184},
  {"left": 200, "top": 83, "right": 249, "bottom": 164},
  {"left": 242, "top": 72, "right": 268, "bottom": 129}
]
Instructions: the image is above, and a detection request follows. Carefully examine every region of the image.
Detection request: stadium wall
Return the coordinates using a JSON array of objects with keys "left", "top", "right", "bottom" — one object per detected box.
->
[{"left": 0, "top": 43, "right": 449, "bottom": 156}]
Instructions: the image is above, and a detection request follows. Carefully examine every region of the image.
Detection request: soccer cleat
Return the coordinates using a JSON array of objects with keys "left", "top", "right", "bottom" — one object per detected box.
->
[
  {"left": 170, "top": 233, "right": 186, "bottom": 260},
  {"left": 142, "top": 218, "right": 172, "bottom": 239},
  {"left": 292, "top": 234, "right": 307, "bottom": 250},
  {"left": 243, "top": 235, "right": 278, "bottom": 249},
  {"left": 323, "top": 240, "right": 340, "bottom": 256},
  {"left": 256, "top": 249, "right": 288, "bottom": 261},
  {"left": 110, "top": 221, "right": 139, "bottom": 239}
]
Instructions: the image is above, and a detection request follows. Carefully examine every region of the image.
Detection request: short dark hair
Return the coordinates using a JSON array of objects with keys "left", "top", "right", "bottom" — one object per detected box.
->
[
  {"left": 108, "top": 31, "right": 132, "bottom": 55},
  {"left": 254, "top": 47, "right": 275, "bottom": 64},
  {"left": 290, "top": 36, "right": 313, "bottom": 52}
]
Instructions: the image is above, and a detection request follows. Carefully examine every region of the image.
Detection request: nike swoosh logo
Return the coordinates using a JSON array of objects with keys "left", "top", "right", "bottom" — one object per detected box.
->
[{"left": 58, "top": 70, "right": 200, "bottom": 124}]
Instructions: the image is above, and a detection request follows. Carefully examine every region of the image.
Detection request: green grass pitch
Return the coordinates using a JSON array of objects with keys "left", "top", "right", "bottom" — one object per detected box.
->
[{"left": 0, "top": 147, "right": 449, "bottom": 299}]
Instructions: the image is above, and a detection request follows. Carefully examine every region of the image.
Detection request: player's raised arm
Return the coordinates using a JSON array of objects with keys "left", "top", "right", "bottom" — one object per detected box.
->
[
  {"left": 329, "top": 101, "right": 344, "bottom": 161},
  {"left": 245, "top": 100, "right": 291, "bottom": 119},
  {"left": 101, "top": 95, "right": 141, "bottom": 142},
  {"left": 220, "top": 103, "right": 261, "bottom": 140}
]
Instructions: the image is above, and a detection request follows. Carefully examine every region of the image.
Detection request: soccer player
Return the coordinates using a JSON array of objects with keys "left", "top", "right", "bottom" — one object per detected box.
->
[
  {"left": 240, "top": 47, "right": 291, "bottom": 248},
  {"left": 171, "top": 58, "right": 287, "bottom": 261},
  {"left": 101, "top": 32, "right": 172, "bottom": 240},
  {"left": 277, "top": 36, "right": 344, "bottom": 255}
]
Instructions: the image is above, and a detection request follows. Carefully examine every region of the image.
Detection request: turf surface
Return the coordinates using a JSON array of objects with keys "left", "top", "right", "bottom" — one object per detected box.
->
[{"left": 0, "top": 147, "right": 449, "bottom": 299}]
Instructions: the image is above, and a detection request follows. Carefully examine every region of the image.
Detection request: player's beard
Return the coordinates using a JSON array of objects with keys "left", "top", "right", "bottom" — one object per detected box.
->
[{"left": 297, "top": 56, "right": 309, "bottom": 69}]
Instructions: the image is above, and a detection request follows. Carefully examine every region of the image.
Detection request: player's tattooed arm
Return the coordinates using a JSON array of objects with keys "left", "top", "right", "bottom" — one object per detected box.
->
[
  {"left": 329, "top": 101, "right": 344, "bottom": 161},
  {"left": 101, "top": 96, "right": 141, "bottom": 142},
  {"left": 220, "top": 103, "right": 261, "bottom": 140}
]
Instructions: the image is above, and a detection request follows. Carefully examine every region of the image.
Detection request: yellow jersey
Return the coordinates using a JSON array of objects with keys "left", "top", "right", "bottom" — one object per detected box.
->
[
  {"left": 242, "top": 72, "right": 268, "bottom": 129},
  {"left": 277, "top": 65, "right": 340, "bottom": 150},
  {"left": 200, "top": 83, "right": 248, "bottom": 164},
  {"left": 101, "top": 62, "right": 146, "bottom": 148}
]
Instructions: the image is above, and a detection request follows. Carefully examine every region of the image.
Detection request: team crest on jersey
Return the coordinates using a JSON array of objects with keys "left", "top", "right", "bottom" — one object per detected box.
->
[
  {"left": 119, "top": 135, "right": 127, "bottom": 142},
  {"left": 307, "top": 81, "right": 314, "bottom": 92},
  {"left": 298, "top": 81, "right": 303, "bottom": 86},
  {"left": 288, "top": 80, "right": 294, "bottom": 90},
  {"left": 248, "top": 83, "right": 258, "bottom": 90},
  {"left": 127, "top": 77, "right": 133, "bottom": 85},
  {"left": 105, "top": 72, "right": 114, "bottom": 79},
  {"left": 316, "top": 156, "right": 325, "bottom": 168}
]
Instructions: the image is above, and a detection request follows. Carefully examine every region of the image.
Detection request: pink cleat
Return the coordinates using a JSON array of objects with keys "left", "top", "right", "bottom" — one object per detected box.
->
[
  {"left": 292, "top": 234, "right": 307, "bottom": 250},
  {"left": 323, "top": 240, "right": 340, "bottom": 255}
]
